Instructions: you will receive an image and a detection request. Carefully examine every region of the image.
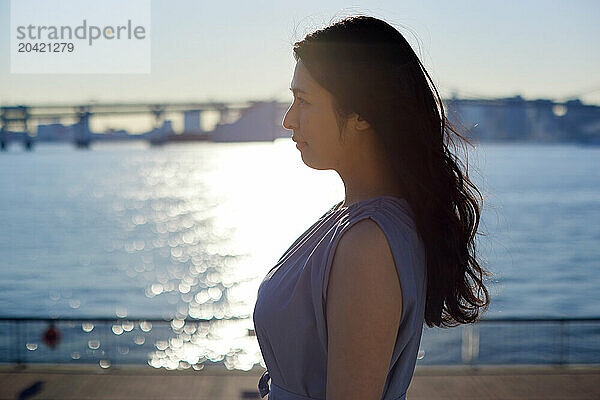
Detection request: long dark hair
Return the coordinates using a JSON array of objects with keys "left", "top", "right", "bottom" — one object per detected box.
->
[{"left": 293, "top": 15, "right": 492, "bottom": 328}]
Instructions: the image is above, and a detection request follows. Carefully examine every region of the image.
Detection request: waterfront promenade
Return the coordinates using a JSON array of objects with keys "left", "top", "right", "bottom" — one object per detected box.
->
[{"left": 1, "top": 364, "right": 598, "bottom": 399}]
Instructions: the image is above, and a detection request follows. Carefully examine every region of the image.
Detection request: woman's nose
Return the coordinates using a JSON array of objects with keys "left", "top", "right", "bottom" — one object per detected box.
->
[{"left": 282, "top": 107, "right": 297, "bottom": 131}]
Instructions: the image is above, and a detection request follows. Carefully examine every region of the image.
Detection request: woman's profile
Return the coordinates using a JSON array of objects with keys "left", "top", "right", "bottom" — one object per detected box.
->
[{"left": 253, "top": 15, "right": 492, "bottom": 400}]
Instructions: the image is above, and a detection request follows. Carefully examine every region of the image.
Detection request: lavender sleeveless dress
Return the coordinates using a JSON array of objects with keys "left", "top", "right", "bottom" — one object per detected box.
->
[{"left": 252, "top": 195, "right": 427, "bottom": 400}]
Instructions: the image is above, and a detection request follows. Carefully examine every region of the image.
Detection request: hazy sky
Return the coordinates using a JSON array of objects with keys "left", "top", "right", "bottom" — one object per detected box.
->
[{"left": 1, "top": 0, "right": 599, "bottom": 106}]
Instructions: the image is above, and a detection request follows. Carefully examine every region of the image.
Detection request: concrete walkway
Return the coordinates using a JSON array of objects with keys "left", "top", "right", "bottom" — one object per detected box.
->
[{"left": 1, "top": 364, "right": 598, "bottom": 399}]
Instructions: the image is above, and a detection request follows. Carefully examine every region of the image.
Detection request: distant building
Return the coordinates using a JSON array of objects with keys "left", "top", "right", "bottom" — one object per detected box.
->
[
  {"left": 95, "top": 128, "right": 132, "bottom": 140},
  {"left": 446, "top": 97, "right": 600, "bottom": 143},
  {"left": 184, "top": 110, "right": 204, "bottom": 134},
  {"left": 212, "top": 101, "right": 288, "bottom": 142},
  {"left": 36, "top": 123, "right": 75, "bottom": 141}
]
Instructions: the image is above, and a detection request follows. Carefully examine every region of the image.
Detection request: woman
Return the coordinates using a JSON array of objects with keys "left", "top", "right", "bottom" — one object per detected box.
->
[{"left": 253, "top": 15, "right": 491, "bottom": 400}]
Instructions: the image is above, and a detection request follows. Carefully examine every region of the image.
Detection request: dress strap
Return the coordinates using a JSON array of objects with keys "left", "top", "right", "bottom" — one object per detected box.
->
[{"left": 258, "top": 369, "right": 271, "bottom": 398}]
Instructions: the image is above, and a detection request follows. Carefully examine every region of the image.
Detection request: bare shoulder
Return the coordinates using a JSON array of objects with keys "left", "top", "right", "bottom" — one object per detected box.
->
[
  {"left": 325, "top": 217, "right": 403, "bottom": 399},
  {"left": 327, "top": 217, "right": 400, "bottom": 297},
  {"left": 333, "top": 218, "right": 396, "bottom": 274}
]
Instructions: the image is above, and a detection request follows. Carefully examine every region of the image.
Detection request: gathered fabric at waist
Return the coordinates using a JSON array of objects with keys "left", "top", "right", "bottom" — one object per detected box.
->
[{"left": 258, "top": 370, "right": 407, "bottom": 400}]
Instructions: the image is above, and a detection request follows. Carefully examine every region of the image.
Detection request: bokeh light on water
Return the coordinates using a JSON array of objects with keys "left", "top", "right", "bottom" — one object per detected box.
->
[{"left": 0, "top": 140, "right": 344, "bottom": 369}]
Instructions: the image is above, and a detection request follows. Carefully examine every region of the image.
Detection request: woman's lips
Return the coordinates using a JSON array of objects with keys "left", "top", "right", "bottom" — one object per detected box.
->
[{"left": 292, "top": 136, "right": 308, "bottom": 150}]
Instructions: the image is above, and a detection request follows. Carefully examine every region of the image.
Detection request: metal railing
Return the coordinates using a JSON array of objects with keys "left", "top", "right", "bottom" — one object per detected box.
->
[
  {"left": 419, "top": 316, "right": 600, "bottom": 366},
  {"left": 0, "top": 315, "right": 250, "bottom": 369},
  {"left": 1, "top": 316, "right": 599, "bottom": 368}
]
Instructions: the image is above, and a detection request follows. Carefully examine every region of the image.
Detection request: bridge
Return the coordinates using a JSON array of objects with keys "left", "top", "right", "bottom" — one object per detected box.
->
[{"left": 0, "top": 100, "right": 271, "bottom": 151}]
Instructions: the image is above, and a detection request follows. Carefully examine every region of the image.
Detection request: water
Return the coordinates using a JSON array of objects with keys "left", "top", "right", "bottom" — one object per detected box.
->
[{"left": 0, "top": 140, "right": 599, "bottom": 368}]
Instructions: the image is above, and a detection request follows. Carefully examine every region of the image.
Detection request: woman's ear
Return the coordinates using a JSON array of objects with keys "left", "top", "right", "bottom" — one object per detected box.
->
[{"left": 354, "top": 114, "right": 371, "bottom": 131}]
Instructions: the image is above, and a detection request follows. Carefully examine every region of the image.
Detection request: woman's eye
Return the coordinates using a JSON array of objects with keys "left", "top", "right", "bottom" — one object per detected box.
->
[{"left": 297, "top": 97, "right": 307, "bottom": 105}]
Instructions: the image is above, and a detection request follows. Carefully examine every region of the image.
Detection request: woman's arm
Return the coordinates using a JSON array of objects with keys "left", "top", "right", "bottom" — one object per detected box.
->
[{"left": 325, "top": 218, "right": 402, "bottom": 400}]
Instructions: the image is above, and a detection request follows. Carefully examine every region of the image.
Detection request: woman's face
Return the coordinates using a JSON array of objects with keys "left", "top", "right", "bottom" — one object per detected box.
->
[{"left": 282, "top": 60, "right": 347, "bottom": 170}]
